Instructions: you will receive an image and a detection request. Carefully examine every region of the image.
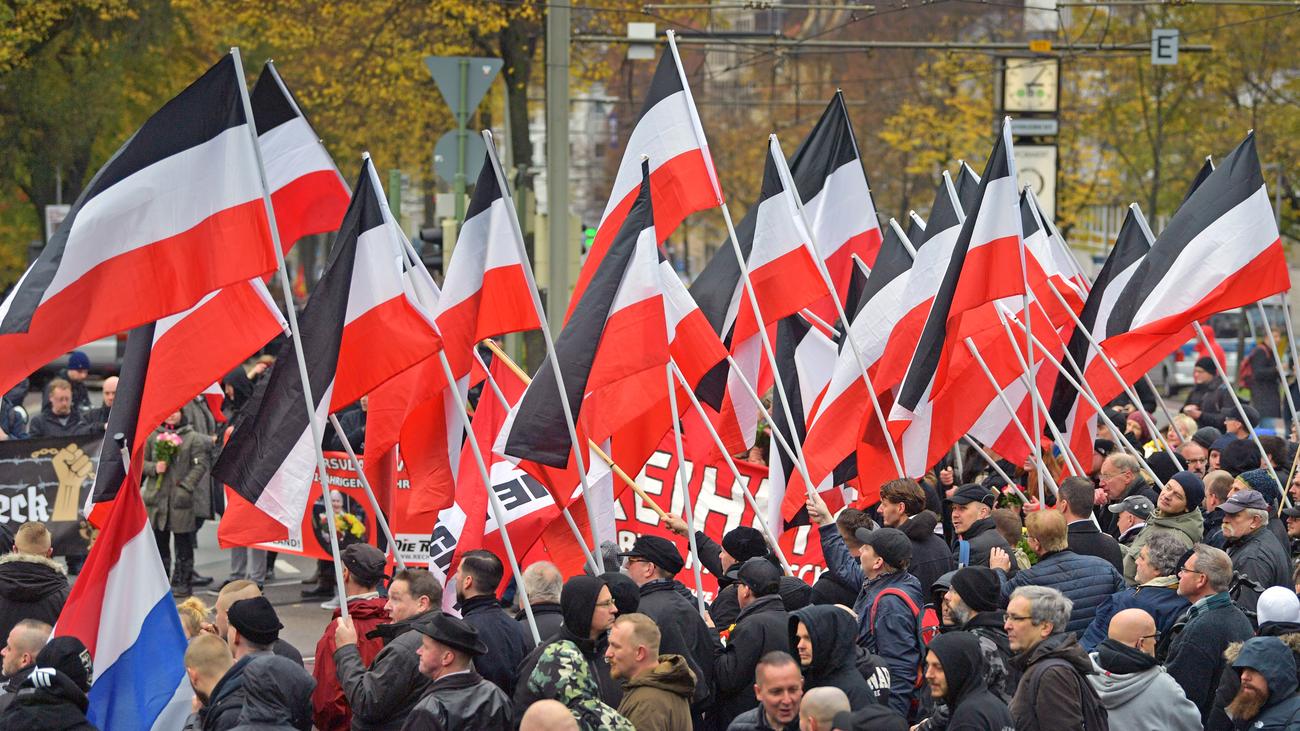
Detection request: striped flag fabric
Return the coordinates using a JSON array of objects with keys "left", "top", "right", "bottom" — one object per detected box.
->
[
  {"left": 214, "top": 159, "right": 440, "bottom": 541},
  {"left": 766, "top": 314, "right": 837, "bottom": 531},
  {"left": 1099, "top": 133, "right": 1289, "bottom": 383},
  {"left": 55, "top": 478, "right": 191, "bottom": 730},
  {"left": 567, "top": 32, "right": 721, "bottom": 315},
  {"left": 0, "top": 55, "right": 279, "bottom": 395}
]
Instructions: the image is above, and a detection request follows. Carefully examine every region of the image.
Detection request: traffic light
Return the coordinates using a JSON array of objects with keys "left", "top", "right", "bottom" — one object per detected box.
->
[
  {"left": 582, "top": 226, "right": 596, "bottom": 254},
  {"left": 418, "top": 226, "right": 444, "bottom": 277}
]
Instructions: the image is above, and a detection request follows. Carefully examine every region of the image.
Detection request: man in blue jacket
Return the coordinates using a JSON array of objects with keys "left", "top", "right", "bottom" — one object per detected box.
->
[{"left": 852, "top": 526, "right": 925, "bottom": 719}]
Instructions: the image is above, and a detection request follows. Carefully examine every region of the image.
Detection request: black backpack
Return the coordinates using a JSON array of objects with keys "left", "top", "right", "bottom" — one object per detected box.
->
[{"left": 1025, "top": 658, "right": 1109, "bottom": 730}]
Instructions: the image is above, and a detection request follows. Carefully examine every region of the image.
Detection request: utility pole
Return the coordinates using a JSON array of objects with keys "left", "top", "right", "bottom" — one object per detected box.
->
[{"left": 545, "top": 2, "right": 571, "bottom": 333}]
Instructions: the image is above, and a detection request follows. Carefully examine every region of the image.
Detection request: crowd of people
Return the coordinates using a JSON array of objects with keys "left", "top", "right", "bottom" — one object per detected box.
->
[{"left": 2, "top": 348, "right": 1300, "bottom": 728}]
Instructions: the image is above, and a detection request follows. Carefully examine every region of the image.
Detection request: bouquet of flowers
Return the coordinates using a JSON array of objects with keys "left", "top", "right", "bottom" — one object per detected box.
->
[
  {"left": 335, "top": 512, "right": 366, "bottom": 540},
  {"left": 152, "top": 432, "right": 184, "bottom": 491}
]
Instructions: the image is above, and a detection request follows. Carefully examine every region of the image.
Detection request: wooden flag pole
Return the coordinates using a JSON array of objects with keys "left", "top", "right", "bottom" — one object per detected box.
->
[
  {"left": 231, "top": 47, "right": 349, "bottom": 619},
  {"left": 670, "top": 360, "right": 794, "bottom": 575},
  {"left": 482, "top": 130, "right": 604, "bottom": 551},
  {"left": 471, "top": 346, "right": 604, "bottom": 577},
  {"left": 328, "top": 414, "right": 406, "bottom": 570},
  {"left": 667, "top": 363, "right": 709, "bottom": 615}
]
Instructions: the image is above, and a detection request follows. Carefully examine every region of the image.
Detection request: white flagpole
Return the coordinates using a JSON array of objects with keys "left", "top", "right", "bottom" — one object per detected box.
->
[
  {"left": 435, "top": 349, "right": 541, "bottom": 643},
  {"left": 964, "top": 337, "right": 1059, "bottom": 497},
  {"left": 328, "top": 414, "right": 406, "bottom": 570},
  {"left": 666, "top": 364, "right": 708, "bottom": 615},
  {"left": 1192, "top": 322, "right": 1289, "bottom": 505},
  {"left": 231, "top": 47, "right": 350, "bottom": 619},
  {"left": 471, "top": 345, "right": 604, "bottom": 577},
  {"left": 482, "top": 130, "right": 603, "bottom": 552},
  {"left": 1255, "top": 302, "right": 1300, "bottom": 437},
  {"left": 1002, "top": 308, "right": 1160, "bottom": 477},
  {"left": 768, "top": 134, "right": 904, "bottom": 478},
  {"left": 1013, "top": 181, "right": 1045, "bottom": 504},
  {"left": 670, "top": 360, "right": 794, "bottom": 575}
]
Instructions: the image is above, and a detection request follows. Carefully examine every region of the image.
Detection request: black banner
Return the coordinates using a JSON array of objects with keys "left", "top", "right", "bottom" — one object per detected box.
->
[{"left": 0, "top": 432, "right": 102, "bottom": 556}]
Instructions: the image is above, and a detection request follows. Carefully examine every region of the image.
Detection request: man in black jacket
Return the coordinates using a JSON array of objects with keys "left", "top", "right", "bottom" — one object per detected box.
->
[
  {"left": 879, "top": 478, "right": 954, "bottom": 597},
  {"left": 924, "top": 631, "right": 1014, "bottom": 730},
  {"left": 402, "top": 613, "right": 513, "bottom": 730},
  {"left": 454, "top": 549, "right": 529, "bottom": 695},
  {"left": 0, "top": 522, "right": 68, "bottom": 647},
  {"left": 946, "top": 484, "right": 1015, "bottom": 570},
  {"left": 1059, "top": 476, "right": 1124, "bottom": 572},
  {"left": 621, "top": 535, "right": 717, "bottom": 711},
  {"left": 0, "top": 636, "right": 95, "bottom": 730},
  {"left": 334, "top": 568, "right": 440, "bottom": 730},
  {"left": 26, "top": 379, "right": 92, "bottom": 438},
  {"left": 790, "top": 605, "right": 878, "bottom": 710},
  {"left": 715, "top": 558, "right": 791, "bottom": 722},
  {"left": 665, "top": 516, "right": 774, "bottom": 628}
]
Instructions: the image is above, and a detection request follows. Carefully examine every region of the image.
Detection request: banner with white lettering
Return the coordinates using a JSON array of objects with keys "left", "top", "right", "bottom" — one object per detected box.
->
[{"left": 0, "top": 432, "right": 102, "bottom": 556}]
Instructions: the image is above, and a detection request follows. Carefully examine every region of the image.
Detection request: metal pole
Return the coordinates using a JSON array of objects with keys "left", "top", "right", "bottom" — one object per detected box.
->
[
  {"left": 964, "top": 337, "right": 1059, "bottom": 497},
  {"left": 328, "top": 413, "right": 406, "bottom": 570},
  {"left": 435, "top": 349, "right": 541, "bottom": 643},
  {"left": 455, "top": 58, "right": 469, "bottom": 225},
  {"left": 1192, "top": 322, "right": 1288, "bottom": 505},
  {"left": 471, "top": 346, "right": 603, "bottom": 577},
  {"left": 544, "top": 2, "right": 571, "bottom": 333},
  {"left": 1257, "top": 302, "right": 1300, "bottom": 437},
  {"left": 667, "top": 364, "right": 708, "bottom": 615},
  {"left": 768, "top": 135, "right": 903, "bottom": 478},
  {"left": 670, "top": 360, "right": 793, "bottom": 574},
  {"left": 483, "top": 131, "right": 602, "bottom": 551},
  {"left": 231, "top": 47, "right": 350, "bottom": 619},
  {"left": 1016, "top": 197, "right": 1044, "bottom": 505}
]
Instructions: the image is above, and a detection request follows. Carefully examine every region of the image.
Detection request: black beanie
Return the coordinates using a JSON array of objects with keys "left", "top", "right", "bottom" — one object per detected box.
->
[
  {"left": 722, "top": 526, "right": 768, "bottom": 564},
  {"left": 600, "top": 572, "right": 641, "bottom": 615},
  {"left": 35, "top": 636, "right": 93, "bottom": 693},
  {"left": 1223, "top": 438, "right": 1263, "bottom": 475},
  {"left": 560, "top": 575, "right": 606, "bottom": 638},
  {"left": 949, "top": 566, "right": 1001, "bottom": 613},
  {"left": 1145, "top": 451, "right": 1185, "bottom": 486},
  {"left": 1195, "top": 356, "right": 1217, "bottom": 375},
  {"left": 228, "top": 596, "right": 283, "bottom": 646}
]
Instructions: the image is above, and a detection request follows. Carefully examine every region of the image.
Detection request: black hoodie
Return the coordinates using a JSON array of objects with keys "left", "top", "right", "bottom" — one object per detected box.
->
[
  {"left": 900, "top": 510, "right": 956, "bottom": 598},
  {"left": 0, "top": 637, "right": 95, "bottom": 731},
  {"left": 0, "top": 553, "right": 69, "bottom": 647},
  {"left": 231, "top": 655, "right": 315, "bottom": 730},
  {"left": 788, "top": 605, "right": 876, "bottom": 710},
  {"left": 928, "top": 631, "right": 1014, "bottom": 731}
]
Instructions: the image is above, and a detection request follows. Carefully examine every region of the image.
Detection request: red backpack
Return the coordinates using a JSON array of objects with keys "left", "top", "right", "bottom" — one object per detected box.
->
[{"left": 869, "top": 588, "right": 941, "bottom": 690}]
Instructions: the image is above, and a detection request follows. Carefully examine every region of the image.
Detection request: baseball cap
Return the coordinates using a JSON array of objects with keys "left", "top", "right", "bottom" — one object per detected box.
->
[
  {"left": 736, "top": 557, "right": 782, "bottom": 596},
  {"left": 946, "top": 483, "right": 995, "bottom": 507},
  {"left": 853, "top": 526, "right": 911, "bottom": 568},
  {"left": 1220, "top": 488, "right": 1270, "bottom": 514},
  {"left": 1107, "top": 494, "right": 1154, "bottom": 521}
]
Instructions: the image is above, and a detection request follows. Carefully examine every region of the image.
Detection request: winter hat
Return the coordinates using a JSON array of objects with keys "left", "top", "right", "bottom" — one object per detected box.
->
[
  {"left": 1168, "top": 471, "right": 1205, "bottom": 511},
  {"left": 949, "top": 566, "right": 1002, "bottom": 613},
  {"left": 67, "top": 351, "right": 90, "bottom": 371},
  {"left": 560, "top": 575, "right": 606, "bottom": 638},
  {"left": 778, "top": 575, "right": 813, "bottom": 612},
  {"left": 1223, "top": 438, "right": 1263, "bottom": 475},
  {"left": 1094, "top": 439, "right": 1117, "bottom": 458},
  {"left": 722, "top": 526, "right": 769, "bottom": 564},
  {"left": 33, "top": 636, "right": 92, "bottom": 693},
  {"left": 1191, "top": 426, "right": 1223, "bottom": 450},
  {"left": 1195, "top": 356, "right": 1217, "bottom": 375},
  {"left": 228, "top": 596, "right": 283, "bottom": 646},
  {"left": 1210, "top": 434, "right": 1240, "bottom": 454},
  {"left": 600, "top": 572, "right": 641, "bottom": 615},
  {"left": 1257, "top": 586, "right": 1300, "bottom": 626},
  {"left": 1146, "top": 451, "right": 1185, "bottom": 486},
  {"left": 1236, "top": 468, "right": 1281, "bottom": 507},
  {"left": 737, "top": 557, "right": 782, "bottom": 597}
]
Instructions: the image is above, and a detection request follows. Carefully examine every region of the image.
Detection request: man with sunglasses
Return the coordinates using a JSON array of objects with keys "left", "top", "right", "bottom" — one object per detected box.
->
[
  {"left": 1164, "top": 544, "right": 1254, "bottom": 723},
  {"left": 1087, "top": 608, "right": 1201, "bottom": 730}
]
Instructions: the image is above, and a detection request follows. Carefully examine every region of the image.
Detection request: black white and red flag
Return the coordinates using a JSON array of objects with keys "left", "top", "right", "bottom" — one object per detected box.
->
[
  {"left": 567, "top": 32, "right": 721, "bottom": 316},
  {"left": 214, "top": 159, "right": 441, "bottom": 542},
  {"left": 0, "top": 55, "right": 280, "bottom": 394},
  {"left": 1100, "top": 133, "right": 1288, "bottom": 384}
]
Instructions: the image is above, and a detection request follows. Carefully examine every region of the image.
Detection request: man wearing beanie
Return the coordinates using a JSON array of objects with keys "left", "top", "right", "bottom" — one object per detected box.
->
[
  {"left": 1206, "top": 587, "right": 1300, "bottom": 730},
  {"left": 942, "top": 567, "right": 1017, "bottom": 702},
  {"left": 206, "top": 596, "right": 287, "bottom": 730},
  {"left": 1123, "top": 471, "right": 1206, "bottom": 581},
  {"left": 313, "top": 543, "right": 389, "bottom": 731},
  {"left": 665, "top": 515, "right": 773, "bottom": 627},
  {"left": 1181, "top": 426, "right": 1220, "bottom": 476},
  {"left": 0, "top": 635, "right": 95, "bottom": 729},
  {"left": 715, "top": 557, "right": 792, "bottom": 721},
  {"left": 1232, "top": 468, "right": 1291, "bottom": 550},
  {"left": 1220, "top": 489, "right": 1291, "bottom": 613},
  {"left": 1184, "top": 355, "right": 1233, "bottom": 426}
]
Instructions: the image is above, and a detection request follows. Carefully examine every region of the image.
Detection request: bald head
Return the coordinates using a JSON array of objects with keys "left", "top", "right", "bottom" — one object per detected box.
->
[
  {"left": 520, "top": 699, "right": 578, "bottom": 731},
  {"left": 1109, "top": 608, "right": 1157, "bottom": 656},
  {"left": 800, "top": 686, "right": 850, "bottom": 730}
]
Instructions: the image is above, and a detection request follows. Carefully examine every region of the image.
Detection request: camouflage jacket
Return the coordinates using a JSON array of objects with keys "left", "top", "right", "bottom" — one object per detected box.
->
[{"left": 523, "top": 640, "right": 635, "bottom": 731}]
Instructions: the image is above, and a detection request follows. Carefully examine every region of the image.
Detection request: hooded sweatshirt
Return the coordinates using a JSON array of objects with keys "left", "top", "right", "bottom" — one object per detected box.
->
[
  {"left": 789, "top": 606, "right": 877, "bottom": 710},
  {"left": 1229, "top": 636, "right": 1300, "bottom": 730},
  {"left": 617, "top": 654, "right": 696, "bottom": 731},
  {"left": 231, "top": 655, "right": 316, "bottom": 731},
  {"left": 928, "top": 631, "right": 1014, "bottom": 731},
  {"left": 1087, "top": 639, "right": 1200, "bottom": 731},
  {"left": 1123, "top": 509, "right": 1204, "bottom": 580}
]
